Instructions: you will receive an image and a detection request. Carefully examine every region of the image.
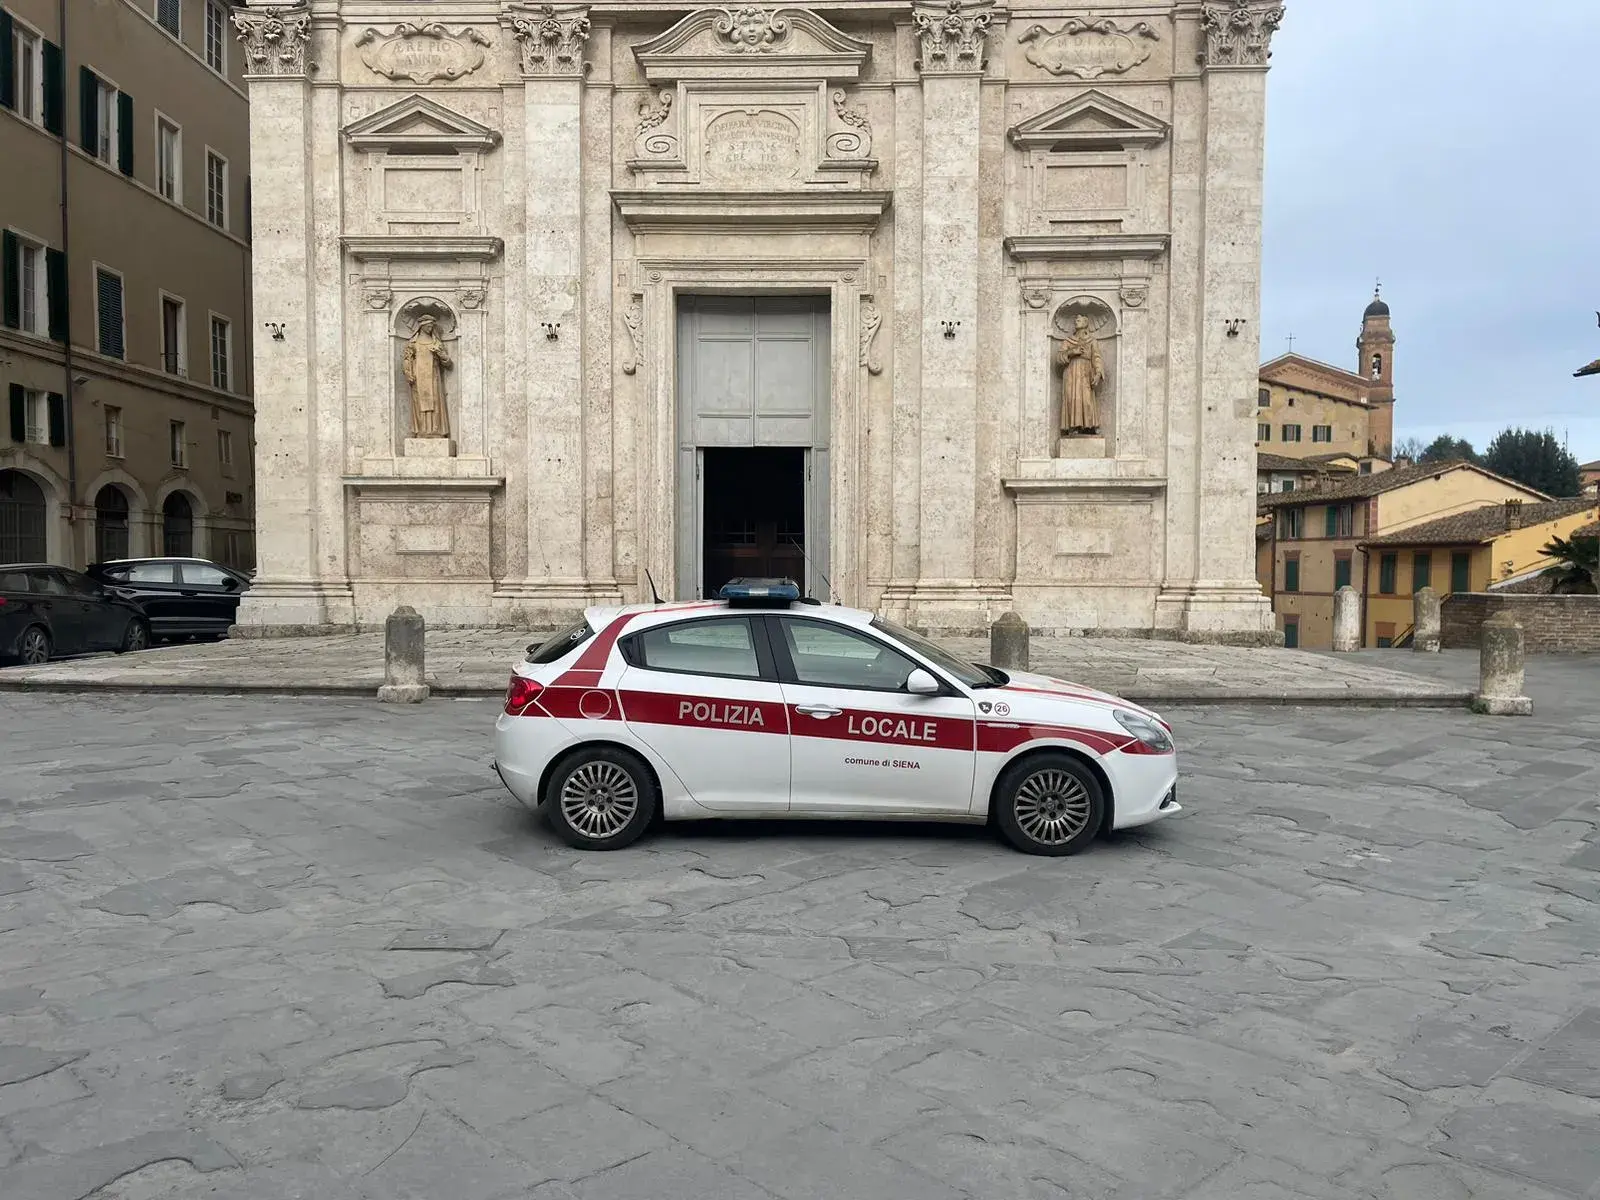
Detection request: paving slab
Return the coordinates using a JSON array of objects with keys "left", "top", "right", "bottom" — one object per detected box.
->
[{"left": 0, "top": 629, "right": 1476, "bottom": 706}]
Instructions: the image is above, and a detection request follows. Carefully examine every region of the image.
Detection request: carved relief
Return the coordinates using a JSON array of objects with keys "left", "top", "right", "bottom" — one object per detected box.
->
[
  {"left": 510, "top": 4, "right": 592, "bottom": 77},
  {"left": 365, "top": 288, "right": 393, "bottom": 311},
  {"left": 703, "top": 109, "right": 802, "bottom": 185},
  {"left": 859, "top": 298, "right": 883, "bottom": 375},
  {"left": 714, "top": 7, "right": 792, "bottom": 53},
  {"left": 1199, "top": 0, "right": 1285, "bottom": 67},
  {"left": 621, "top": 299, "right": 644, "bottom": 375},
  {"left": 232, "top": 5, "right": 312, "bottom": 78},
  {"left": 1017, "top": 19, "right": 1159, "bottom": 80},
  {"left": 458, "top": 287, "right": 487, "bottom": 311},
  {"left": 1120, "top": 286, "right": 1148, "bottom": 309},
  {"left": 1022, "top": 286, "right": 1051, "bottom": 310},
  {"left": 355, "top": 24, "right": 490, "bottom": 84},
  {"left": 912, "top": 0, "right": 994, "bottom": 75},
  {"left": 635, "top": 91, "right": 677, "bottom": 159},
  {"left": 826, "top": 90, "right": 872, "bottom": 161}
]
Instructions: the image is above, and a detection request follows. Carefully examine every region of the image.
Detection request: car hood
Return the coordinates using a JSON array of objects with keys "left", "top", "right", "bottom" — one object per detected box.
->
[{"left": 991, "top": 669, "right": 1167, "bottom": 728}]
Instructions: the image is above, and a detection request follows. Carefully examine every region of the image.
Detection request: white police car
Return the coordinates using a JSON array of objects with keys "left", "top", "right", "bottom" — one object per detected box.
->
[{"left": 493, "top": 579, "right": 1180, "bottom": 856}]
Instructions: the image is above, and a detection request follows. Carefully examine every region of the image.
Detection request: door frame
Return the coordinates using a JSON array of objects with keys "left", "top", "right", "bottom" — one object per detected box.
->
[{"left": 691, "top": 446, "right": 819, "bottom": 601}]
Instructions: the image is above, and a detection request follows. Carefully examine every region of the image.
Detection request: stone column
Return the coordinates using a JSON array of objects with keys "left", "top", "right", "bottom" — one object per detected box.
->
[
  {"left": 1155, "top": 1, "right": 1284, "bottom": 639},
  {"left": 1476, "top": 613, "right": 1532, "bottom": 716},
  {"left": 1331, "top": 585, "right": 1360, "bottom": 653},
  {"left": 1413, "top": 586, "right": 1441, "bottom": 653},
  {"left": 230, "top": 4, "right": 353, "bottom": 633}
]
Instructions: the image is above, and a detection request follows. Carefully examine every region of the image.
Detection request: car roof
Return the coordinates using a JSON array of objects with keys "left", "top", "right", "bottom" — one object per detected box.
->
[
  {"left": 0, "top": 563, "right": 67, "bottom": 572},
  {"left": 583, "top": 599, "right": 876, "bottom": 633},
  {"left": 94, "top": 557, "right": 219, "bottom": 565}
]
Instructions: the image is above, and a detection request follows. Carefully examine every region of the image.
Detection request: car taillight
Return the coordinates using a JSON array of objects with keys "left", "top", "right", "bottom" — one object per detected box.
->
[{"left": 504, "top": 675, "right": 544, "bottom": 716}]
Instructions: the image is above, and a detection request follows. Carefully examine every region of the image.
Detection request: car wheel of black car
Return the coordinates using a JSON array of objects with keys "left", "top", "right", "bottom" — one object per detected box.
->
[
  {"left": 118, "top": 619, "right": 150, "bottom": 654},
  {"left": 17, "top": 626, "right": 51, "bottom": 666}
]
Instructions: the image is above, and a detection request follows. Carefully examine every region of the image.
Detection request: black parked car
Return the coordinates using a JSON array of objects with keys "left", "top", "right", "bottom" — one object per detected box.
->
[
  {"left": 0, "top": 564, "right": 150, "bottom": 665},
  {"left": 87, "top": 557, "right": 250, "bottom": 642}
]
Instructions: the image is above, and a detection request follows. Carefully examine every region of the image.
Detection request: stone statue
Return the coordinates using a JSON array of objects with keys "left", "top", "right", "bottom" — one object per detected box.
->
[
  {"left": 1054, "top": 314, "right": 1104, "bottom": 436},
  {"left": 402, "top": 315, "right": 452, "bottom": 439}
]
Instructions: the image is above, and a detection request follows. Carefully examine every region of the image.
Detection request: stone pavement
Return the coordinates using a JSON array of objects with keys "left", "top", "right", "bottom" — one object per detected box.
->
[
  {"left": 2, "top": 668, "right": 1598, "bottom": 1199},
  {"left": 0, "top": 628, "right": 1474, "bottom": 706}
]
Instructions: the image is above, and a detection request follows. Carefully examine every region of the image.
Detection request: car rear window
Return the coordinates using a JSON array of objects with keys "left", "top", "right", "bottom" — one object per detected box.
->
[
  {"left": 526, "top": 621, "right": 595, "bottom": 664},
  {"left": 126, "top": 562, "right": 179, "bottom": 583},
  {"left": 0, "top": 571, "right": 29, "bottom": 592}
]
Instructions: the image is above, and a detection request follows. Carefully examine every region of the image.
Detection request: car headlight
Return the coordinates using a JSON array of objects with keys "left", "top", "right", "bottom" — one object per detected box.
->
[{"left": 1114, "top": 709, "right": 1173, "bottom": 753}]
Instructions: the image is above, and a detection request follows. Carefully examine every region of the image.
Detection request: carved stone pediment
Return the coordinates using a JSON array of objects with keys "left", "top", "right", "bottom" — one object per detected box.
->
[
  {"left": 343, "top": 95, "right": 501, "bottom": 153},
  {"left": 634, "top": 7, "right": 872, "bottom": 82},
  {"left": 1009, "top": 91, "right": 1168, "bottom": 150}
]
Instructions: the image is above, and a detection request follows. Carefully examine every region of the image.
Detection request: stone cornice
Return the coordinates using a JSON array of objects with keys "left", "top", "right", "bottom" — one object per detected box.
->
[
  {"left": 1198, "top": 0, "right": 1285, "bottom": 69},
  {"left": 342, "top": 236, "right": 505, "bottom": 262},
  {"left": 612, "top": 190, "right": 891, "bottom": 234},
  {"left": 631, "top": 6, "right": 872, "bottom": 83},
  {"left": 1004, "top": 233, "right": 1170, "bottom": 262},
  {"left": 232, "top": 5, "right": 314, "bottom": 79}
]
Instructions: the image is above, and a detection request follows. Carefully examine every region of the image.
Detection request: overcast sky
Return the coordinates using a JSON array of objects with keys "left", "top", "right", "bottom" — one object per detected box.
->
[{"left": 1261, "top": 0, "right": 1600, "bottom": 465}]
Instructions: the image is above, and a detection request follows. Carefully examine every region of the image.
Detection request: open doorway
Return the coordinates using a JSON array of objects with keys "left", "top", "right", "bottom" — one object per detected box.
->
[{"left": 702, "top": 447, "right": 806, "bottom": 598}]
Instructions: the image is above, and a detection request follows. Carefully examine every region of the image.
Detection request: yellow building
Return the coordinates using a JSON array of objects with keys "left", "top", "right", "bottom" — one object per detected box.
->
[
  {"left": 1256, "top": 461, "right": 1549, "bottom": 649},
  {"left": 1358, "top": 498, "right": 1598, "bottom": 644},
  {"left": 1257, "top": 291, "right": 1396, "bottom": 463}
]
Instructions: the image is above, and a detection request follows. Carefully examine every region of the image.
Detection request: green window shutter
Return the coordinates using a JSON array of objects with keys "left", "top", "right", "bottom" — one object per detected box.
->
[
  {"left": 79, "top": 66, "right": 97, "bottom": 153},
  {"left": 46, "top": 392, "right": 65, "bottom": 447},
  {"left": 1413, "top": 553, "right": 1431, "bottom": 591},
  {"left": 41, "top": 40, "right": 63, "bottom": 134},
  {"left": 1324, "top": 506, "right": 1337, "bottom": 537},
  {"left": 1451, "top": 553, "right": 1471, "bottom": 594},
  {"left": 1334, "top": 557, "right": 1352, "bottom": 590},
  {"left": 1284, "top": 559, "right": 1299, "bottom": 593},
  {"left": 117, "top": 91, "right": 133, "bottom": 175},
  {"left": 1, "top": 231, "right": 18, "bottom": 329},
  {"left": 8, "top": 384, "right": 25, "bottom": 443},
  {"left": 1379, "top": 554, "right": 1397, "bottom": 595},
  {"left": 1, "top": 11, "right": 15, "bottom": 111},
  {"left": 45, "top": 248, "right": 66, "bottom": 341}
]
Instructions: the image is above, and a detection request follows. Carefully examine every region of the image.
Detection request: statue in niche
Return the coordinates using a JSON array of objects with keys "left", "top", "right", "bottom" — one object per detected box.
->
[
  {"left": 402, "top": 315, "right": 453, "bottom": 439},
  {"left": 1053, "top": 313, "right": 1105, "bottom": 436}
]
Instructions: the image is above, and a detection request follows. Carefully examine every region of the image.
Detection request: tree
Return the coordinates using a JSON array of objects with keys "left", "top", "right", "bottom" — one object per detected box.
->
[
  {"left": 1483, "top": 428, "right": 1582, "bottom": 496},
  {"left": 1392, "top": 436, "right": 1427, "bottom": 462},
  {"left": 1540, "top": 529, "right": 1598, "bottom": 594},
  {"left": 1420, "top": 434, "right": 1479, "bottom": 465}
]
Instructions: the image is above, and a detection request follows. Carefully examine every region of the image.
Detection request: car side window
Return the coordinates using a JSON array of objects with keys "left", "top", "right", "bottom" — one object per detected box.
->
[
  {"left": 778, "top": 619, "right": 919, "bottom": 692},
  {"left": 633, "top": 617, "right": 763, "bottom": 680},
  {"left": 28, "top": 571, "right": 71, "bottom": 596},
  {"left": 0, "top": 571, "right": 30, "bottom": 592},
  {"left": 180, "top": 563, "right": 231, "bottom": 587},
  {"left": 60, "top": 572, "right": 103, "bottom": 598},
  {"left": 127, "top": 562, "right": 179, "bottom": 584}
]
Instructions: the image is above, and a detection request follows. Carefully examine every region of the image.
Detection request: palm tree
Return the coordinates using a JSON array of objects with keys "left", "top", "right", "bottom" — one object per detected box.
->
[{"left": 1541, "top": 529, "right": 1598, "bottom": 593}]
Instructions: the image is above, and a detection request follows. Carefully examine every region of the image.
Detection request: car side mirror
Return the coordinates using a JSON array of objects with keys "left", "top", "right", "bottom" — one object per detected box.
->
[
  {"left": 906, "top": 668, "right": 941, "bottom": 696},
  {"left": 222, "top": 578, "right": 239, "bottom": 592}
]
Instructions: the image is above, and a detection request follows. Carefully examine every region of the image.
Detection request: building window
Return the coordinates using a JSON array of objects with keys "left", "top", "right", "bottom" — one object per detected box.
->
[
  {"left": 156, "top": 0, "right": 181, "bottom": 37},
  {"left": 1277, "top": 508, "right": 1303, "bottom": 540},
  {"left": 210, "top": 315, "right": 231, "bottom": 391},
  {"left": 1371, "top": 353, "right": 1383, "bottom": 379},
  {"left": 1281, "top": 424, "right": 1302, "bottom": 443},
  {"left": 81, "top": 70, "right": 125, "bottom": 167},
  {"left": 104, "top": 406, "right": 123, "bottom": 457},
  {"left": 16, "top": 389, "right": 46, "bottom": 444},
  {"left": 1333, "top": 555, "right": 1353, "bottom": 590},
  {"left": 156, "top": 116, "right": 180, "bottom": 201},
  {"left": 205, "top": 1, "right": 227, "bottom": 73},
  {"left": 1283, "top": 557, "right": 1300, "bottom": 593},
  {"left": 1324, "top": 504, "right": 1354, "bottom": 538},
  {"left": 1359, "top": 461, "right": 1373, "bottom": 475},
  {"left": 1312, "top": 425, "right": 1333, "bottom": 443},
  {"left": 1376, "top": 622, "right": 1395, "bottom": 649},
  {"left": 1258, "top": 388, "right": 1270, "bottom": 408},
  {"left": 6, "top": 235, "right": 45, "bottom": 336},
  {"left": 1280, "top": 479, "right": 1295, "bottom": 493},
  {"left": 1379, "top": 553, "right": 1397, "bottom": 595},
  {"left": 206, "top": 151, "right": 228, "bottom": 229},
  {"left": 170, "top": 420, "right": 187, "bottom": 467},
  {"left": 1256, "top": 422, "right": 1271, "bottom": 442},
  {"left": 10, "top": 21, "right": 44, "bottom": 125},
  {"left": 161, "top": 294, "right": 185, "bottom": 375},
  {"left": 1450, "top": 552, "right": 1471, "bottom": 594},
  {"left": 95, "top": 268, "right": 124, "bottom": 358},
  {"left": 1282, "top": 620, "right": 1299, "bottom": 650},
  {"left": 162, "top": 492, "right": 194, "bottom": 557},
  {"left": 1413, "top": 552, "right": 1431, "bottom": 592},
  {"left": 217, "top": 429, "right": 233, "bottom": 471}
]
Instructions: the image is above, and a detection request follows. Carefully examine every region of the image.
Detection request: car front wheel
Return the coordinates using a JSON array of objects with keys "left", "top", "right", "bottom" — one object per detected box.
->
[
  {"left": 17, "top": 626, "right": 51, "bottom": 666},
  {"left": 993, "top": 753, "right": 1105, "bottom": 856},
  {"left": 118, "top": 619, "right": 150, "bottom": 654},
  {"left": 542, "top": 747, "right": 656, "bottom": 851}
]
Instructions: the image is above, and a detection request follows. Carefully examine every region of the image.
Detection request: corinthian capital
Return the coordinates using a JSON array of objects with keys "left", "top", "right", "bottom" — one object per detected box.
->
[
  {"left": 1199, "top": 0, "right": 1285, "bottom": 68},
  {"left": 912, "top": 0, "right": 995, "bottom": 76},
  {"left": 232, "top": 5, "right": 313, "bottom": 78},
  {"left": 509, "top": 3, "right": 592, "bottom": 78}
]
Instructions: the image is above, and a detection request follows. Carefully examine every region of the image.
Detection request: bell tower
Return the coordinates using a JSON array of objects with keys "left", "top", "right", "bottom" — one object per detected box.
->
[{"left": 1358, "top": 285, "right": 1396, "bottom": 459}]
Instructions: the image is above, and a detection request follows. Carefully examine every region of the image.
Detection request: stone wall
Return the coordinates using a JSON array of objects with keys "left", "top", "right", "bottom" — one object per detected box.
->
[{"left": 1441, "top": 594, "right": 1600, "bottom": 652}]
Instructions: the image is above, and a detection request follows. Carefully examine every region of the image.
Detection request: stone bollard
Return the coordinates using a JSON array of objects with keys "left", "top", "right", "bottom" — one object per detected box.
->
[
  {"left": 1331, "top": 586, "right": 1360, "bottom": 653},
  {"left": 990, "top": 611, "right": 1030, "bottom": 672},
  {"left": 1474, "top": 613, "right": 1532, "bottom": 715},
  {"left": 1412, "top": 586, "right": 1441, "bottom": 653},
  {"left": 377, "top": 606, "right": 430, "bottom": 703}
]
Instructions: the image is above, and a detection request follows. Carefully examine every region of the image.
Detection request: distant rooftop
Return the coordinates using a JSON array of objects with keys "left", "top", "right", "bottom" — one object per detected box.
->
[{"left": 1360, "top": 498, "right": 1597, "bottom": 548}]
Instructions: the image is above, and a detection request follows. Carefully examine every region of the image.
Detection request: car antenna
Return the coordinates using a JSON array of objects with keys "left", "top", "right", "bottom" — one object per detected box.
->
[
  {"left": 782, "top": 536, "right": 841, "bottom": 605},
  {"left": 643, "top": 568, "right": 664, "bottom": 605}
]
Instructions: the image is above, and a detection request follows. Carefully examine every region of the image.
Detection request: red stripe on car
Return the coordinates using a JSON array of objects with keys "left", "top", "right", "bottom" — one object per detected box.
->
[
  {"left": 789, "top": 707, "right": 975, "bottom": 751},
  {"left": 621, "top": 690, "right": 790, "bottom": 736}
]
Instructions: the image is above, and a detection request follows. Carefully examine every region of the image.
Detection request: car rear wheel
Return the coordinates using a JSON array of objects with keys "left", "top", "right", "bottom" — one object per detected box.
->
[
  {"left": 993, "top": 753, "right": 1104, "bottom": 856},
  {"left": 118, "top": 619, "right": 150, "bottom": 654},
  {"left": 17, "top": 626, "right": 50, "bottom": 667},
  {"left": 543, "top": 747, "right": 656, "bottom": 851}
]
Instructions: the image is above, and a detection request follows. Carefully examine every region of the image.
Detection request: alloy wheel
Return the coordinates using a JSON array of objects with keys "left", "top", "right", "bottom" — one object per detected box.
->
[
  {"left": 19, "top": 629, "right": 49, "bottom": 666},
  {"left": 1013, "top": 768, "right": 1093, "bottom": 846},
  {"left": 558, "top": 761, "right": 640, "bottom": 840},
  {"left": 125, "top": 622, "right": 149, "bottom": 652}
]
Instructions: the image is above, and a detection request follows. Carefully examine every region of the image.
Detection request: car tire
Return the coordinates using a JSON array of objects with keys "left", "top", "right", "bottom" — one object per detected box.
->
[
  {"left": 542, "top": 746, "right": 657, "bottom": 851},
  {"left": 117, "top": 619, "right": 150, "bottom": 654},
  {"left": 17, "top": 626, "right": 51, "bottom": 667},
  {"left": 993, "top": 752, "right": 1105, "bottom": 857}
]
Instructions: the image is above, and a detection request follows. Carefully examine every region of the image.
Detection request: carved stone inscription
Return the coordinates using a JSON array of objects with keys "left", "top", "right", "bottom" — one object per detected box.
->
[
  {"left": 356, "top": 24, "right": 490, "bottom": 84},
  {"left": 1018, "top": 20, "right": 1160, "bottom": 80},
  {"left": 703, "top": 110, "right": 802, "bottom": 184}
]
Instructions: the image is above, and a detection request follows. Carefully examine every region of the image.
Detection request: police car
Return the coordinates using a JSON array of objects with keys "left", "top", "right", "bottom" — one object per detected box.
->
[{"left": 492, "top": 579, "right": 1180, "bottom": 856}]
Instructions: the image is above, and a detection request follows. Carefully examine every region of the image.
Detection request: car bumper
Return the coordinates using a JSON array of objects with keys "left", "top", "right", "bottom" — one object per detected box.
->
[{"left": 1106, "top": 749, "right": 1182, "bottom": 830}]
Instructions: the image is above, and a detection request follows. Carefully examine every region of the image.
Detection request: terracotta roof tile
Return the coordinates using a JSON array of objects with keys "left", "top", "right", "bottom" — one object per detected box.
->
[
  {"left": 1360, "top": 498, "right": 1598, "bottom": 547},
  {"left": 1255, "top": 460, "right": 1546, "bottom": 510}
]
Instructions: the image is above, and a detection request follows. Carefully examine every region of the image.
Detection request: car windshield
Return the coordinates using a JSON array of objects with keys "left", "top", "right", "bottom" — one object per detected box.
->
[{"left": 870, "top": 616, "right": 1003, "bottom": 689}]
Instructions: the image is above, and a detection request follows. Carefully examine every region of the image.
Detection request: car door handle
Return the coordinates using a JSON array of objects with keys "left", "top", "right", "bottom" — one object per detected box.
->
[
  {"left": 796, "top": 704, "right": 842, "bottom": 718},
  {"left": 180, "top": 591, "right": 198, "bottom": 596}
]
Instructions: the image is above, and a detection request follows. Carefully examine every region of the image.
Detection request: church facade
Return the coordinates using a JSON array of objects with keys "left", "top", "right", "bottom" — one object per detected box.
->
[{"left": 233, "top": 0, "right": 1286, "bottom": 637}]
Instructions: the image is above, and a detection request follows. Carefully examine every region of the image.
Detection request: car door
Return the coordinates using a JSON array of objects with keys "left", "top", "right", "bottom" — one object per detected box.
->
[
  {"left": 177, "top": 562, "right": 242, "bottom": 634},
  {"left": 117, "top": 561, "right": 183, "bottom": 637},
  {"left": 58, "top": 569, "right": 125, "bottom": 650},
  {"left": 0, "top": 568, "right": 42, "bottom": 654},
  {"left": 771, "top": 615, "right": 977, "bottom": 816},
  {"left": 27, "top": 570, "right": 88, "bottom": 654},
  {"left": 615, "top": 614, "right": 791, "bottom": 814}
]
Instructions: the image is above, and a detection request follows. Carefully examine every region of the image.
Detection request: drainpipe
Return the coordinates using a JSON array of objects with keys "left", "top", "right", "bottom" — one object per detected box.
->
[{"left": 56, "top": 0, "right": 79, "bottom": 565}]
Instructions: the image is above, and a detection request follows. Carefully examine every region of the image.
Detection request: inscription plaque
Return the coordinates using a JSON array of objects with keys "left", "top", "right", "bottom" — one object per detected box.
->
[
  {"left": 703, "top": 110, "right": 803, "bottom": 185},
  {"left": 1018, "top": 20, "right": 1159, "bottom": 80}
]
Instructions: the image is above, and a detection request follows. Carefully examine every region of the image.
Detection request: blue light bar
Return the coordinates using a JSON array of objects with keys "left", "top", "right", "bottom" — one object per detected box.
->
[{"left": 717, "top": 577, "right": 801, "bottom": 605}]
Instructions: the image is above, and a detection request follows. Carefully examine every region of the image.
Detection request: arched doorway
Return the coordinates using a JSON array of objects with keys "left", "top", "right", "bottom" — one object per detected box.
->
[
  {"left": 0, "top": 470, "right": 48, "bottom": 562},
  {"left": 95, "top": 485, "right": 130, "bottom": 562},
  {"left": 162, "top": 492, "right": 194, "bottom": 557}
]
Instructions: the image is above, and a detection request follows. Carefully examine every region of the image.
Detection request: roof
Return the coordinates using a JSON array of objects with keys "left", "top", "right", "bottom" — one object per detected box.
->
[
  {"left": 1256, "top": 452, "right": 1351, "bottom": 473},
  {"left": 1581, "top": 460, "right": 1600, "bottom": 471},
  {"left": 1364, "top": 297, "right": 1390, "bottom": 319},
  {"left": 1358, "top": 498, "right": 1597, "bottom": 548},
  {"left": 1258, "top": 353, "right": 1373, "bottom": 397},
  {"left": 1257, "top": 459, "right": 1548, "bottom": 511},
  {"left": 1576, "top": 359, "right": 1600, "bottom": 379}
]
